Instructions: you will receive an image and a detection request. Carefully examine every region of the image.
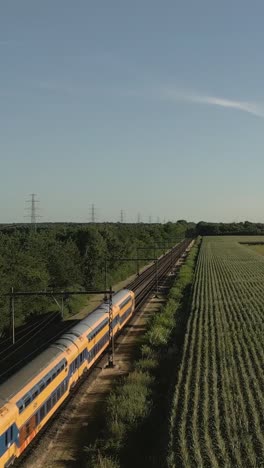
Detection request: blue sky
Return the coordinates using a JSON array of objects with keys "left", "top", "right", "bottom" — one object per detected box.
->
[{"left": 1, "top": 0, "right": 264, "bottom": 223}]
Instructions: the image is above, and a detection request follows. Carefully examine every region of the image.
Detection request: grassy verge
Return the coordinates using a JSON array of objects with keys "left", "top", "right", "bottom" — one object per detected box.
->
[{"left": 85, "top": 239, "right": 200, "bottom": 468}]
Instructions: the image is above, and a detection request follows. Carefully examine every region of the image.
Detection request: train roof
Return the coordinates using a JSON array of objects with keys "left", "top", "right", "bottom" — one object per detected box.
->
[
  {"left": 55, "top": 308, "right": 109, "bottom": 347},
  {"left": 58, "top": 289, "right": 132, "bottom": 342},
  {"left": 0, "top": 346, "right": 63, "bottom": 402},
  {"left": 112, "top": 289, "right": 132, "bottom": 303}
]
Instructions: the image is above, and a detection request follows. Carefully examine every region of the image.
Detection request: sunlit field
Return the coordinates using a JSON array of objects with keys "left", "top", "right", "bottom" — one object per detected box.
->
[{"left": 169, "top": 236, "right": 264, "bottom": 468}]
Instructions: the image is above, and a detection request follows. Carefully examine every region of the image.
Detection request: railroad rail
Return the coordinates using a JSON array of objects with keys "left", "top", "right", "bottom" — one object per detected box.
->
[{"left": 130, "top": 238, "right": 191, "bottom": 310}]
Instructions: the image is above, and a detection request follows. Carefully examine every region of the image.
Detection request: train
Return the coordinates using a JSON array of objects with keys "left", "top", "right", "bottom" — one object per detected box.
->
[{"left": 0, "top": 288, "right": 135, "bottom": 468}]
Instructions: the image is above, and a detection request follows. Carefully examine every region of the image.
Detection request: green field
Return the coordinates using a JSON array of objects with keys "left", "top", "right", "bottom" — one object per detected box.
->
[
  {"left": 246, "top": 243, "right": 264, "bottom": 256},
  {"left": 168, "top": 236, "right": 264, "bottom": 468}
]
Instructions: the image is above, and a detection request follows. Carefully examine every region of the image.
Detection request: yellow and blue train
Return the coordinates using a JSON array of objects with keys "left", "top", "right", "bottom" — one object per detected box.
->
[{"left": 0, "top": 289, "right": 135, "bottom": 467}]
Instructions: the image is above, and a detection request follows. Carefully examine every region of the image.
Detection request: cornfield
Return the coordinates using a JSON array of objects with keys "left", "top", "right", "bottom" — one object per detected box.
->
[{"left": 168, "top": 237, "right": 264, "bottom": 468}]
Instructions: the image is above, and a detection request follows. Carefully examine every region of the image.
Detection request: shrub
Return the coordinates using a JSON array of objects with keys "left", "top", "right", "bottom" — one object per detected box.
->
[{"left": 105, "top": 370, "right": 153, "bottom": 449}]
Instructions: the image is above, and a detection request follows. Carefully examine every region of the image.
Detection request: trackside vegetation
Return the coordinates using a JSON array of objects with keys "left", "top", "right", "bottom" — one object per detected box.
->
[
  {"left": 85, "top": 239, "right": 199, "bottom": 468},
  {"left": 168, "top": 236, "right": 264, "bottom": 468}
]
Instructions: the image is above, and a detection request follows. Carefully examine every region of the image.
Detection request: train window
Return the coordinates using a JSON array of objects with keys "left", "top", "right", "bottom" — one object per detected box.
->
[
  {"left": 24, "top": 397, "right": 31, "bottom": 408},
  {"left": 46, "top": 398, "right": 52, "bottom": 413},
  {"left": 18, "top": 402, "right": 24, "bottom": 413},
  {"left": 46, "top": 377, "right": 52, "bottom": 385},
  {"left": 52, "top": 394, "right": 57, "bottom": 406},
  {"left": 40, "top": 405, "right": 46, "bottom": 421},
  {"left": 32, "top": 390, "right": 38, "bottom": 399},
  {"left": 4, "top": 427, "right": 13, "bottom": 446},
  {"left": 39, "top": 382, "right": 45, "bottom": 392},
  {"left": 25, "top": 423, "right": 30, "bottom": 436},
  {"left": 52, "top": 372, "right": 56, "bottom": 380}
]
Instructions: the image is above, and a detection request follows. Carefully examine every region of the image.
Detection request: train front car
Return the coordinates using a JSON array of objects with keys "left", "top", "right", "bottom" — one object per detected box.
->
[
  {"left": 0, "top": 346, "right": 68, "bottom": 467},
  {"left": 0, "top": 400, "right": 18, "bottom": 468},
  {"left": 112, "top": 289, "right": 135, "bottom": 331}
]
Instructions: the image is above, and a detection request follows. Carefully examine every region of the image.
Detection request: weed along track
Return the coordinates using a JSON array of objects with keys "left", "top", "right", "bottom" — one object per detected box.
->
[
  {"left": 168, "top": 236, "right": 264, "bottom": 468},
  {"left": 83, "top": 240, "right": 198, "bottom": 468}
]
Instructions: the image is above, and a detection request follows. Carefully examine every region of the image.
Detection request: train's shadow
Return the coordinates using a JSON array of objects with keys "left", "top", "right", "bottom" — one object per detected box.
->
[{"left": 0, "top": 313, "right": 80, "bottom": 384}]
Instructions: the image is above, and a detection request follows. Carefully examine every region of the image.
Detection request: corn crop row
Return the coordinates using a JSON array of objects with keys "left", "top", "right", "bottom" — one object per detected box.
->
[{"left": 168, "top": 236, "right": 264, "bottom": 468}]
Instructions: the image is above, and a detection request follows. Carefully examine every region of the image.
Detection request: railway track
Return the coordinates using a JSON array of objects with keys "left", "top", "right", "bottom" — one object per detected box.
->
[
  {"left": 13, "top": 238, "right": 193, "bottom": 468},
  {"left": 130, "top": 238, "right": 191, "bottom": 309}
]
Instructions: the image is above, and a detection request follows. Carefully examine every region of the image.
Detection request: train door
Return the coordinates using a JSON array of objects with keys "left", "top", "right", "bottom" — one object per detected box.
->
[
  {"left": 87, "top": 334, "right": 97, "bottom": 367},
  {"left": 4, "top": 425, "right": 16, "bottom": 466},
  {"left": 69, "top": 355, "right": 79, "bottom": 389},
  {"left": 19, "top": 414, "right": 37, "bottom": 450}
]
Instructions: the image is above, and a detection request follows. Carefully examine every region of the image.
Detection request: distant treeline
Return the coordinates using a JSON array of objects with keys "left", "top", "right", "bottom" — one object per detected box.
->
[
  {"left": 0, "top": 221, "right": 194, "bottom": 334},
  {"left": 195, "top": 221, "right": 264, "bottom": 236}
]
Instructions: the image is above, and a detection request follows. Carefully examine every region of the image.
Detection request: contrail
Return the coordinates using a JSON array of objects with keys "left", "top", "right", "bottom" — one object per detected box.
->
[{"left": 159, "top": 87, "right": 264, "bottom": 118}]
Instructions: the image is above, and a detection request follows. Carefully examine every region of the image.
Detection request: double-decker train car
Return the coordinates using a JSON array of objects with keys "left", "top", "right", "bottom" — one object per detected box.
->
[{"left": 0, "top": 289, "right": 135, "bottom": 467}]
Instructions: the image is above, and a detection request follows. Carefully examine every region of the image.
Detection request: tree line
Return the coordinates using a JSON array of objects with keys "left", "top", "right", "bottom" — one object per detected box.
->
[{"left": 195, "top": 221, "right": 264, "bottom": 236}]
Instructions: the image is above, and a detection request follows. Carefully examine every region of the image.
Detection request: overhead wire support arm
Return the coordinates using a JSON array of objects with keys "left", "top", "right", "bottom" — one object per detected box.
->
[
  {"left": 5, "top": 288, "right": 115, "bottom": 345},
  {"left": 4, "top": 290, "right": 114, "bottom": 297}
]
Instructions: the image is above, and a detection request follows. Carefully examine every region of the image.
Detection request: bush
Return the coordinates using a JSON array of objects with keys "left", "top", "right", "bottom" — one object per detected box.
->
[
  {"left": 135, "top": 358, "right": 157, "bottom": 371},
  {"left": 105, "top": 370, "right": 153, "bottom": 450},
  {"left": 85, "top": 448, "right": 120, "bottom": 468}
]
